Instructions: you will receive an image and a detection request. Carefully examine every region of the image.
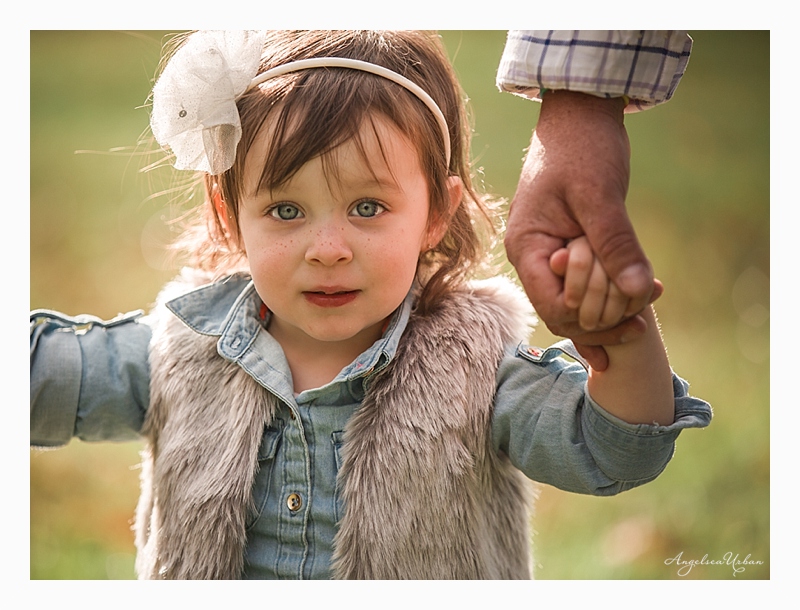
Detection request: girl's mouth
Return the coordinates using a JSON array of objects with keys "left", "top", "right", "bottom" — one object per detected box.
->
[{"left": 303, "top": 290, "right": 359, "bottom": 308}]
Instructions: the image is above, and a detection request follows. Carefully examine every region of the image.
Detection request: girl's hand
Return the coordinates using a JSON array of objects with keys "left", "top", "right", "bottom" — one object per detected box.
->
[
  {"left": 550, "top": 236, "right": 661, "bottom": 332},
  {"left": 551, "top": 236, "right": 674, "bottom": 425}
]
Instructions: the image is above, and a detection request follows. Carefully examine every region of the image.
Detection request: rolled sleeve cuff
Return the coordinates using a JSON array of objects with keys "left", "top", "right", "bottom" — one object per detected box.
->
[
  {"left": 582, "top": 373, "right": 713, "bottom": 483},
  {"left": 30, "top": 314, "right": 82, "bottom": 447},
  {"left": 496, "top": 30, "right": 692, "bottom": 112},
  {"left": 30, "top": 309, "right": 151, "bottom": 447}
]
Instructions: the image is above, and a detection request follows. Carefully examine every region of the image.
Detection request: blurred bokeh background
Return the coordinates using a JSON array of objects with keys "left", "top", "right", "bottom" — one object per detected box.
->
[{"left": 30, "top": 30, "right": 769, "bottom": 579}]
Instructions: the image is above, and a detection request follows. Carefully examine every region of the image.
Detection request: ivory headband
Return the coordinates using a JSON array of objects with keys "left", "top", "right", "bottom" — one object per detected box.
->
[
  {"left": 150, "top": 31, "right": 451, "bottom": 175},
  {"left": 247, "top": 57, "right": 451, "bottom": 168}
]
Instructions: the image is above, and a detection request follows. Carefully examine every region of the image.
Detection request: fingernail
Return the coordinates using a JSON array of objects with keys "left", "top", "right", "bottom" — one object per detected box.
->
[{"left": 617, "top": 263, "right": 651, "bottom": 296}]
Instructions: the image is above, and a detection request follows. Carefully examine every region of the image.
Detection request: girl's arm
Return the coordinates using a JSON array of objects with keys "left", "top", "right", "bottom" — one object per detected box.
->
[
  {"left": 30, "top": 309, "right": 151, "bottom": 447},
  {"left": 551, "top": 237, "right": 674, "bottom": 425},
  {"left": 587, "top": 305, "right": 674, "bottom": 425}
]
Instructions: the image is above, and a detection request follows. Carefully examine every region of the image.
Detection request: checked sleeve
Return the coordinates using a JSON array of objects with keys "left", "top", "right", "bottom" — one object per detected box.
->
[{"left": 496, "top": 30, "right": 692, "bottom": 112}]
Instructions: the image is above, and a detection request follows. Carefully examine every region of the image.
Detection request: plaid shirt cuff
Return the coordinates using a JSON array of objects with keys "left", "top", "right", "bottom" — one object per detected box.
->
[{"left": 496, "top": 30, "right": 692, "bottom": 112}]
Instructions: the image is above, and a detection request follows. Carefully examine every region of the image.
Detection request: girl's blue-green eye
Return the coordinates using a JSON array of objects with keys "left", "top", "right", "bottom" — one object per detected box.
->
[
  {"left": 352, "top": 200, "right": 384, "bottom": 218},
  {"left": 269, "top": 204, "right": 302, "bottom": 220}
]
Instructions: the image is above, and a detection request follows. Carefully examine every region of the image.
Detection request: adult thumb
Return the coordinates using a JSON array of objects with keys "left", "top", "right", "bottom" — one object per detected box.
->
[{"left": 585, "top": 208, "right": 653, "bottom": 304}]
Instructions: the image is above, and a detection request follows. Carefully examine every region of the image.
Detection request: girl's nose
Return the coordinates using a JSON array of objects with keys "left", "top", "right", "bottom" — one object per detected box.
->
[{"left": 305, "top": 224, "right": 353, "bottom": 266}]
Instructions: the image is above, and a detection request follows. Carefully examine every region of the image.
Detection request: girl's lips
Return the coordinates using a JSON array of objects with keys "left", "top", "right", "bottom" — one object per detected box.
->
[{"left": 303, "top": 290, "right": 359, "bottom": 308}]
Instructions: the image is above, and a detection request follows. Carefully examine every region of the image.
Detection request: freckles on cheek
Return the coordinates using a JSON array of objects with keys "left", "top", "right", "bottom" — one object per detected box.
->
[
  {"left": 267, "top": 238, "right": 294, "bottom": 255},
  {"left": 247, "top": 238, "right": 296, "bottom": 270}
]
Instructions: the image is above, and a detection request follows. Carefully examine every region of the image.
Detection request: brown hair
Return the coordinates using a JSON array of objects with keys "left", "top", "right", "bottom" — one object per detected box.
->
[{"left": 169, "top": 30, "right": 498, "bottom": 313}]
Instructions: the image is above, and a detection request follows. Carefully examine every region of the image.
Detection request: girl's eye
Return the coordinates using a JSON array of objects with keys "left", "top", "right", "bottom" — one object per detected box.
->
[
  {"left": 269, "top": 204, "right": 302, "bottom": 220},
  {"left": 351, "top": 200, "right": 385, "bottom": 218}
]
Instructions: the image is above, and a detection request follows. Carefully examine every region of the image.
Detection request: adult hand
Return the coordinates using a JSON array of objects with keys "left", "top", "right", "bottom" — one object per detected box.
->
[{"left": 504, "top": 90, "right": 660, "bottom": 370}]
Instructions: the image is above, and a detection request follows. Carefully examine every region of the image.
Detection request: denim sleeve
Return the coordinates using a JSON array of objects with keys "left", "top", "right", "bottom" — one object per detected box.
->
[
  {"left": 30, "top": 309, "right": 152, "bottom": 447},
  {"left": 492, "top": 341, "right": 712, "bottom": 496}
]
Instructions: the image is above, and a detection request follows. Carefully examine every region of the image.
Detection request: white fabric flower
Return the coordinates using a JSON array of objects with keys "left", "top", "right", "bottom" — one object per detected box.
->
[{"left": 150, "top": 30, "right": 266, "bottom": 175}]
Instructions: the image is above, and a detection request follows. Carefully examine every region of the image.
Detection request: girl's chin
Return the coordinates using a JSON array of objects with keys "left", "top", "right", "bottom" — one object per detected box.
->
[
  {"left": 303, "top": 325, "right": 382, "bottom": 345},
  {"left": 296, "top": 317, "right": 388, "bottom": 345}
]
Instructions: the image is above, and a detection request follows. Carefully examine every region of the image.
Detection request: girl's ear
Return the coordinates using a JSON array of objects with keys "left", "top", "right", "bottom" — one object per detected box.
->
[{"left": 424, "top": 175, "right": 462, "bottom": 251}]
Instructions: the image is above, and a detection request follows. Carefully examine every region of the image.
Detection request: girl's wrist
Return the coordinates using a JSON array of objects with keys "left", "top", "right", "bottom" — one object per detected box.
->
[{"left": 602, "top": 307, "right": 672, "bottom": 390}]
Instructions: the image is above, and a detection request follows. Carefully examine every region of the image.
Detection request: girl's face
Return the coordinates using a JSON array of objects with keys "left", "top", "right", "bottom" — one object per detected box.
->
[{"left": 238, "top": 115, "right": 453, "bottom": 355}]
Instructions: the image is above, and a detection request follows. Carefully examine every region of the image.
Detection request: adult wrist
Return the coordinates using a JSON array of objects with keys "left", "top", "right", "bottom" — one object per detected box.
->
[{"left": 539, "top": 89, "right": 627, "bottom": 126}]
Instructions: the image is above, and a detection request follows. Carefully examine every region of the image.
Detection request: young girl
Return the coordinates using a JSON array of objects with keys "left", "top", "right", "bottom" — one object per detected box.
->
[{"left": 30, "top": 30, "right": 711, "bottom": 580}]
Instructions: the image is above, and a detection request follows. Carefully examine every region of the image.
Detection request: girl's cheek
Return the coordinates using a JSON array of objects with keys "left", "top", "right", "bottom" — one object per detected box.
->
[
  {"left": 244, "top": 229, "right": 294, "bottom": 254},
  {"left": 262, "top": 240, "right": 296, "bottom": 262}
]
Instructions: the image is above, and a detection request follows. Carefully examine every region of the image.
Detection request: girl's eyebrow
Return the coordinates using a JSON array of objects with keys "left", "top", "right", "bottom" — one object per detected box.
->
[
  {"left": 258, "top": 174, "right": 404, "bottom": 199},
  {"left": 346, "top": 175, "right": 403, "bottom": 192}
]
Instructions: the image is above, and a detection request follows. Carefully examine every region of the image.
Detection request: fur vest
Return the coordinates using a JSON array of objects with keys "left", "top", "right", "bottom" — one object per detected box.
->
[{"left": 134, "top": 272, "right": 537, "bottom": 579}]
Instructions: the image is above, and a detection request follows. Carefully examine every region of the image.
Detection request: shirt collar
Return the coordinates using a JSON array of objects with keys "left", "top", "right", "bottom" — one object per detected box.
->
[
  {"left": 165, "top": 273, "right": 414, "bottom": 394},
  {"left": 165, "top": 273, "right": 254, "bottom": 336}
]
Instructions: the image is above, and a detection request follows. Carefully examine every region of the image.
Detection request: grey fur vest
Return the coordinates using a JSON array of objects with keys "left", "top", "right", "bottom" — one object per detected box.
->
[{"left": 134, "top": 273, "right": 537, "bottom": 579}]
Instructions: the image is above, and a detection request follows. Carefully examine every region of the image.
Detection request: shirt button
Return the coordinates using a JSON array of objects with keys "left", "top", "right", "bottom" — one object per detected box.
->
[{"left": 287, "top": 493, "right": 302, "bottom": 512}]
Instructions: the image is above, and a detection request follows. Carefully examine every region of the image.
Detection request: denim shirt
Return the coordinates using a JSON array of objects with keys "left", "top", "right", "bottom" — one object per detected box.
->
[{"left": 30, "top": 274, "right": 712, "bottom": 579}]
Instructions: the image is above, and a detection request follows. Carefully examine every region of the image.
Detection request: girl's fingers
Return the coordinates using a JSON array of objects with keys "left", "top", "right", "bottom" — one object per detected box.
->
[
  {"left": 549, "top": 247, "right": 569, "bottom": 277},
  {"left": 563, "top": 238, "right": 593, "bottom": 309},
  {"left": 560, "top": 236, "right": 638, "bottom": 331},
  {"left": 579, "top": 258, "right": 609, "bottom": 330},
  {"left": 599, "top": 280, "right": 630, "bottom": 328}
]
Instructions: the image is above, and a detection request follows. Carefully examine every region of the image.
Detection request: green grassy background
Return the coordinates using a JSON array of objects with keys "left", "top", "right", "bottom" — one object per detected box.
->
[{"left": 30, "top": 31, "right": 769, "bottom": 579}]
